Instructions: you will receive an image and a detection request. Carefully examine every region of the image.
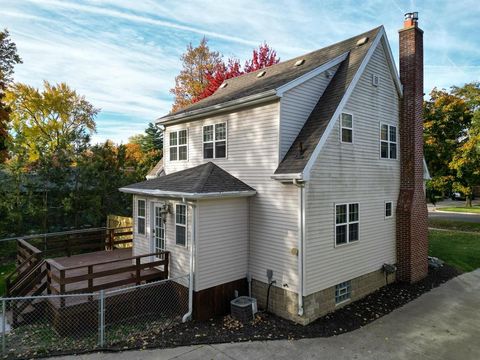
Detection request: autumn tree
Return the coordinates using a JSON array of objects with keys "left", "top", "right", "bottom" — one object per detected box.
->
[
  {"left": 194, "top": 42, "right": 280, "bottom": 102},
  {"left": 0, "top": 28, "right": 22, "bottom": 162},
  {"left": 170, "top": 37, "right": 222, "bottom": 112}
]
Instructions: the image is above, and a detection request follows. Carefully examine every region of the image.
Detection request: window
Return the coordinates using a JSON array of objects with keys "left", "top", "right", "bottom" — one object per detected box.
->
[
  {"left": 335, "top": 281, "right": 351, "bottom": 304},
  {"left": 380, "top": 124, "right": 397, "bottom": 159},
  {"left": 340, "top": 113, "right": 353, "bottom": 143},
  {"left": 335, "top": 203, "right": 359, "bottom": 246},
  {"left": 175, "top": 204, "right": 187, "bottom": 246},
  {"left": 385, "top": 201, "right": 393, "bottom": 218},
  {"left": 169, "top": 130, "right": 188, "bottom": 161},
  {"left": 154, "top": 205, "right": 165, "bottom": 255},
  {"left": 137, "top": 199, "right": 146, "bottom": 235},
  {"left": 203, "top": 123, "right": 226, "bottom": 159}
]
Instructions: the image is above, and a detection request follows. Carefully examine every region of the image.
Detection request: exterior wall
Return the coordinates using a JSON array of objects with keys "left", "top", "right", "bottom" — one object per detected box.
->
[
  {"left": 301, "top": 269, "right": 395, "bottom": 324},
  {"left": 304, "top": 42, "right": 400, "bottom": 295},
  {"left": 279, "top": 64, "right": 340, "bottom": 160},
  {"left": 132, "top": 195, "right": 191, "bottom": 286},
  {"left": 163, "top": 101, "right": 299, "bottom": 293},
  {"left": 196, "top": 198, "right": 249, "bottom": 291}
]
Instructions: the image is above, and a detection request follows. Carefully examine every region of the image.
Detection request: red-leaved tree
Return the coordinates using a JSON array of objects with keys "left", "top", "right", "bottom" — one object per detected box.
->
[{"left": 194, "top": 43, "right": 279, "bottom": 102}]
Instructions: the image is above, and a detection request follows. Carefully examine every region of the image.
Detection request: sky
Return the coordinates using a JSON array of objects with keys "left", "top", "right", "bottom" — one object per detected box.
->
[{"left": 1, "top": 0, "right": 479, "bottom": 144}]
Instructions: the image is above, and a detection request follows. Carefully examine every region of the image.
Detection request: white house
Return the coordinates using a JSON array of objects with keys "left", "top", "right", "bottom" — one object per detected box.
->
[{"left": 120, "top": 13, "right": 429, "bottom": 324}]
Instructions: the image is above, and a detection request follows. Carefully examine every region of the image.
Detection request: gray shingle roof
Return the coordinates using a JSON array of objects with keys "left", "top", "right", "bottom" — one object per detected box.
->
[
  {"left": 275, "top": 26, "right": 382, "bottom": 174},
  {"left": 164, "top": 26, "right": 382, "bottom": 119},
  {"left": 121, "top": 162, "right": 255, "bottom": 196}
]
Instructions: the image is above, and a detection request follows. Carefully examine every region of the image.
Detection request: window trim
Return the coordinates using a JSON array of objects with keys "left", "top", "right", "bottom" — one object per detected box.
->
[
  {"left": 385, "top": 201, "right": 393, "bottom": 219},
  {"left": 340, "top": 112, "right": 354, "bottom": 144},
  {"left": 136, "top": 198, "right": 146, "bottom": 235},
  {"left": 169, "top": 129, "right": 188, "bottom": 161},
  {"left": 335, "top": 281, "right": 352, "bottom": 305},
  {"left": 334, "top": 202, "right": 360, "bottom": 247},
  {"left": 202, "top": 122, "right": 227, "bottom": 159},
  {"left": 380, "top": 123, "right": 398, "bottom": 160},
  {"left": 175, "top": 203, "right": 187, "bottom": 247}
]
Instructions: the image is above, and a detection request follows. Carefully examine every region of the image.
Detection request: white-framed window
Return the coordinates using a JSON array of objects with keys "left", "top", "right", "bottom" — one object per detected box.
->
[
  {"left": 153, "top": 204, "right": 165, "bottom": 255},
  {"left": 169, "top": 129, "right": 188, "bottom": 161},
  {"left": 203, "top": 123, "right": 227, "bottom": 159},
  {"left": 385, "top": 201, "right": 393, "bottom": 218},
  {"left": 136, "top": 199, "right": 146, "bottom": 235},
  {"left": 335, "top": 281, "right": 351, "bottom": 304},
  {"left": 340, "top": 113, "right": 353, "bottom": 143},
  {"left": 175, "top": 204, "right": 187, "bottom": 247},
  {"left": 335, "top": 203, "right": 359, "bottom": 246},
  {"left": 380, "top": 124, "right": 397, "bottom": 159}
]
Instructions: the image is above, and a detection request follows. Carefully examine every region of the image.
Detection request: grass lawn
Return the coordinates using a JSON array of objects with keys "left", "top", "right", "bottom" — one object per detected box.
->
[
  {"left": 0, "top": 262, "right": 16, "bottom": 296},
  {"left": 429, "top": 218, "right": 480, "bottom": 232},
  {"left": 438, "top": 205, "right": 480, "bottom": 214},
  {"left": 429, "top": 229, "right": 480, "bottom": 272}
]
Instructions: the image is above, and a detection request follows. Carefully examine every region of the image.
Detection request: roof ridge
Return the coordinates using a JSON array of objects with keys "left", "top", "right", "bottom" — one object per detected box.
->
[{"left": 196, "top": 162, "right": 216, "bottom": 193}]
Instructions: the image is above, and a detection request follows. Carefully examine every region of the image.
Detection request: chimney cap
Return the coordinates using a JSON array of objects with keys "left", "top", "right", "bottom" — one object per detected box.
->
[{"left": 404, "top": 12, "right": 418, "bottom": 21}]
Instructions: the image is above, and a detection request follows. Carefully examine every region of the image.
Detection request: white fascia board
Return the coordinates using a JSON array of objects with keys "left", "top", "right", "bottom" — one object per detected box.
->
[
  {"left": 380, "top": 31, "right": 403, "bottom": 97},
  {"left": 119, "top": 187, "right": 257, "bottom": 199},
  {"left": 270, "top": 173, "right": 303, "bottom": 181},
  {"left": 302, "top": 28, "right": 385, "bottom": 181},
  {"left": 276, "top": 52, "right": 349, "bottom": 97},
  {"left": 156, "top": 90, "right": 278, "bottom": 125}
]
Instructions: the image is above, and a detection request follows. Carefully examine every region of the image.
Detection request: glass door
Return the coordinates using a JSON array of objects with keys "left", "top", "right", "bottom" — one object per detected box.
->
[{"left": 153, "top": 204, "right": 165, "bottom": 258}]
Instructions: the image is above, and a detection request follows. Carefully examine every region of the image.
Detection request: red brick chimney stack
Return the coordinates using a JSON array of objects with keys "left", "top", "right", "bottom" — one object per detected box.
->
[{"left": 396, "top": 12, "right": 428, "bottom": 283}]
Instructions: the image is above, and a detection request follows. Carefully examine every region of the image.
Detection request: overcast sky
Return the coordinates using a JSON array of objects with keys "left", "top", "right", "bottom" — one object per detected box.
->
[{"left": 2, "top": 0, "right": 479, "bottom": 143}]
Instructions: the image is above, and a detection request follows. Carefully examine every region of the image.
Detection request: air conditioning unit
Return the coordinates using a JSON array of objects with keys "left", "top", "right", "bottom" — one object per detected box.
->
[{"left": 230, "top": 296, "right": 258, "bottom": 323}]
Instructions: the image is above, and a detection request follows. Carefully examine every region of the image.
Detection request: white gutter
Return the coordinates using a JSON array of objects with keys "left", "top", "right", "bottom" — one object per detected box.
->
[
  {"left": 293, "top": 179, "right": 305, "bottom": 316},
  {"left": 271, "top": 173, "right": 303, "bottom": 181},
  {"left": 182, "top": 199, "right": 196, "bottom": 322},
  {"left": 119, "top": 188, "right": 256, "bottom": 199},
  {"left": 157, "top": 90, "right": 278, "bottom": 125}
]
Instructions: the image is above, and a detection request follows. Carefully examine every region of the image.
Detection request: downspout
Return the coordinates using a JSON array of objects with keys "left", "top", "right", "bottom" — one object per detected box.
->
[
  {"left": 182, "top": 198, "right": 196, "bottom": 322},
  {"left": 293, "top": 179, "right": 305, "bottom": 316}
]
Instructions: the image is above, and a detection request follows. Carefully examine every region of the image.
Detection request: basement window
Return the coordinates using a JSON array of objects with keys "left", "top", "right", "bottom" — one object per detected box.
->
[
  {"left": 335, "top": 281, "right": 351, "bottom": 304},
  {"left": 136, "top": 199, "right": 146, "bottom": 235},
  {"left": 380, "top": 124, "right": 397, "bottom": 159},
  {"left": 175, "top": 204, "right": 187, "bottom": 247},
  {"left": 340, "top": 113, "right": 353, "bottom": 143},
  {"left": 335, "top": 203, "right": 359, "bottom": 246}
]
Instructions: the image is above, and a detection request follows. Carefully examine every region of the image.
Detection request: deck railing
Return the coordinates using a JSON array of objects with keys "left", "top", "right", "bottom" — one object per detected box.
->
[{"left": 45, "top": 251, "right": 170, "bottom": 300}]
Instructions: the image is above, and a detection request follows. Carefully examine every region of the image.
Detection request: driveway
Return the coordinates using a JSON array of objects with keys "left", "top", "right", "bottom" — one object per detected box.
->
[
  {"left": 53, "top": 269, "right": 480, "bottom": 360},
  {"left": 429, "top": 211, "right": 480, "bottom": 223}
]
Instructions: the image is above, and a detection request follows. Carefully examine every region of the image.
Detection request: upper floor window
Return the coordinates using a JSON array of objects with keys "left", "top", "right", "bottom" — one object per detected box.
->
[
  {"left": 175, "top": 204, "right": 187, "bottom": 247},
  {"left": 341, "top": 113, "right": 353, "bottom": 143},
  {"left": 170, "top": 130, "right": 188, "bottom": 161},
  {"left": 335, "top": 203, "right": 359, "bottom": 246},
  {"left": 380, "top": 124, "right": 397, "bottom": 159},
  {"left": 136, "top": 199, "right": 146, "bottom": 235},
  {"left": 203, "top": 123, "right": 226, "bottom": 159},
  {"left": 385, "top": 201, "right": 393, "bottom": 218}
]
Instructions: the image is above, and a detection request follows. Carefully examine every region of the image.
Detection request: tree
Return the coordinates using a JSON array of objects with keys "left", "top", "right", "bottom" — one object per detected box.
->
[
  {"left": 0, "top": 28, "right": 22, "bottom": 163},
  {"left": 194, "top": 42, "right": 280, "bottom": 102},
  {"left": 5, "top": 81, "right": 98, "bottom": 162},
  {"left": 244, "top": 42, "right": 280, "bottom": 73},
  {"left": 170, "top": 37, "right": 222, "bottom": 112}
]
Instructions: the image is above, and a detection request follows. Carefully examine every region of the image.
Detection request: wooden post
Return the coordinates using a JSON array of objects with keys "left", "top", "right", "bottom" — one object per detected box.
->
[
  {"left": 136, "top": 258, "right": 141, "bottom": 285},
  {"left": 109, "top": 228, "right": 115, "bottom": 250},
  {"left": 46, "top": 262, "right": 51, "bottom": 295},
  {"left": 60, "top": 269, "right": 66, "bottom": 308},
  {"left": 164, "top": 252, "right": 169, "bottom": 279}
]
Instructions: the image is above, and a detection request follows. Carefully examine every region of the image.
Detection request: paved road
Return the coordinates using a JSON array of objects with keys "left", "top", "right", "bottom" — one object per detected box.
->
[
  {"left": 429, "top": 211, "right": 480, "bottom": 223},
  {"left": 53, "top": 270, "right": 480, "bottom": 360}
]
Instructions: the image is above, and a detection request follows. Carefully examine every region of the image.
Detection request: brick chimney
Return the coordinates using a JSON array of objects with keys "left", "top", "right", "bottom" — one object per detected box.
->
[{"left": 396, "top": 12, "right": 428, "bottom": 283}]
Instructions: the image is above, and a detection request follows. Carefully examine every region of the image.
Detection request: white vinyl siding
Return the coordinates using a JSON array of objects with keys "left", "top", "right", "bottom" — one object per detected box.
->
[
  {"left": 196, "top": 198, "right": 249, "bottom": 291},
  {"left": 164, "top": 101, "right": 300, "bottom": 293},
  {"left": 304, "top": 42, "right": 400, "bottom": 295},
  {"left": 279, "top": 63, "right": 340, "bottom": 160}
]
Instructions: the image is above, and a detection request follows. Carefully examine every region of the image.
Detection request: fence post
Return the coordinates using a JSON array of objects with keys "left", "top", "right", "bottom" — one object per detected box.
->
[
  {"left": 99, "top": 290, "right": 105, "bottom": 347},
  {"left": 2, "top": 299, "right": 6, "bottom": 355}
]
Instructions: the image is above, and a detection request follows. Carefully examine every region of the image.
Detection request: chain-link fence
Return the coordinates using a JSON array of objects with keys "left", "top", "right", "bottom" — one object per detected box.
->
[{"left": 1, "top": 275, "right": 189, "bottom": 359}]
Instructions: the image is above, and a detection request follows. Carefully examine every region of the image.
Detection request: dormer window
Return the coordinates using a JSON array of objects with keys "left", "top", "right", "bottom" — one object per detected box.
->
[
  {"left": 203, "top": 123, "right": 227, "bottom": 159},
  {"left": 170, "top": 129, "right": 188, "bottom": 161}
]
